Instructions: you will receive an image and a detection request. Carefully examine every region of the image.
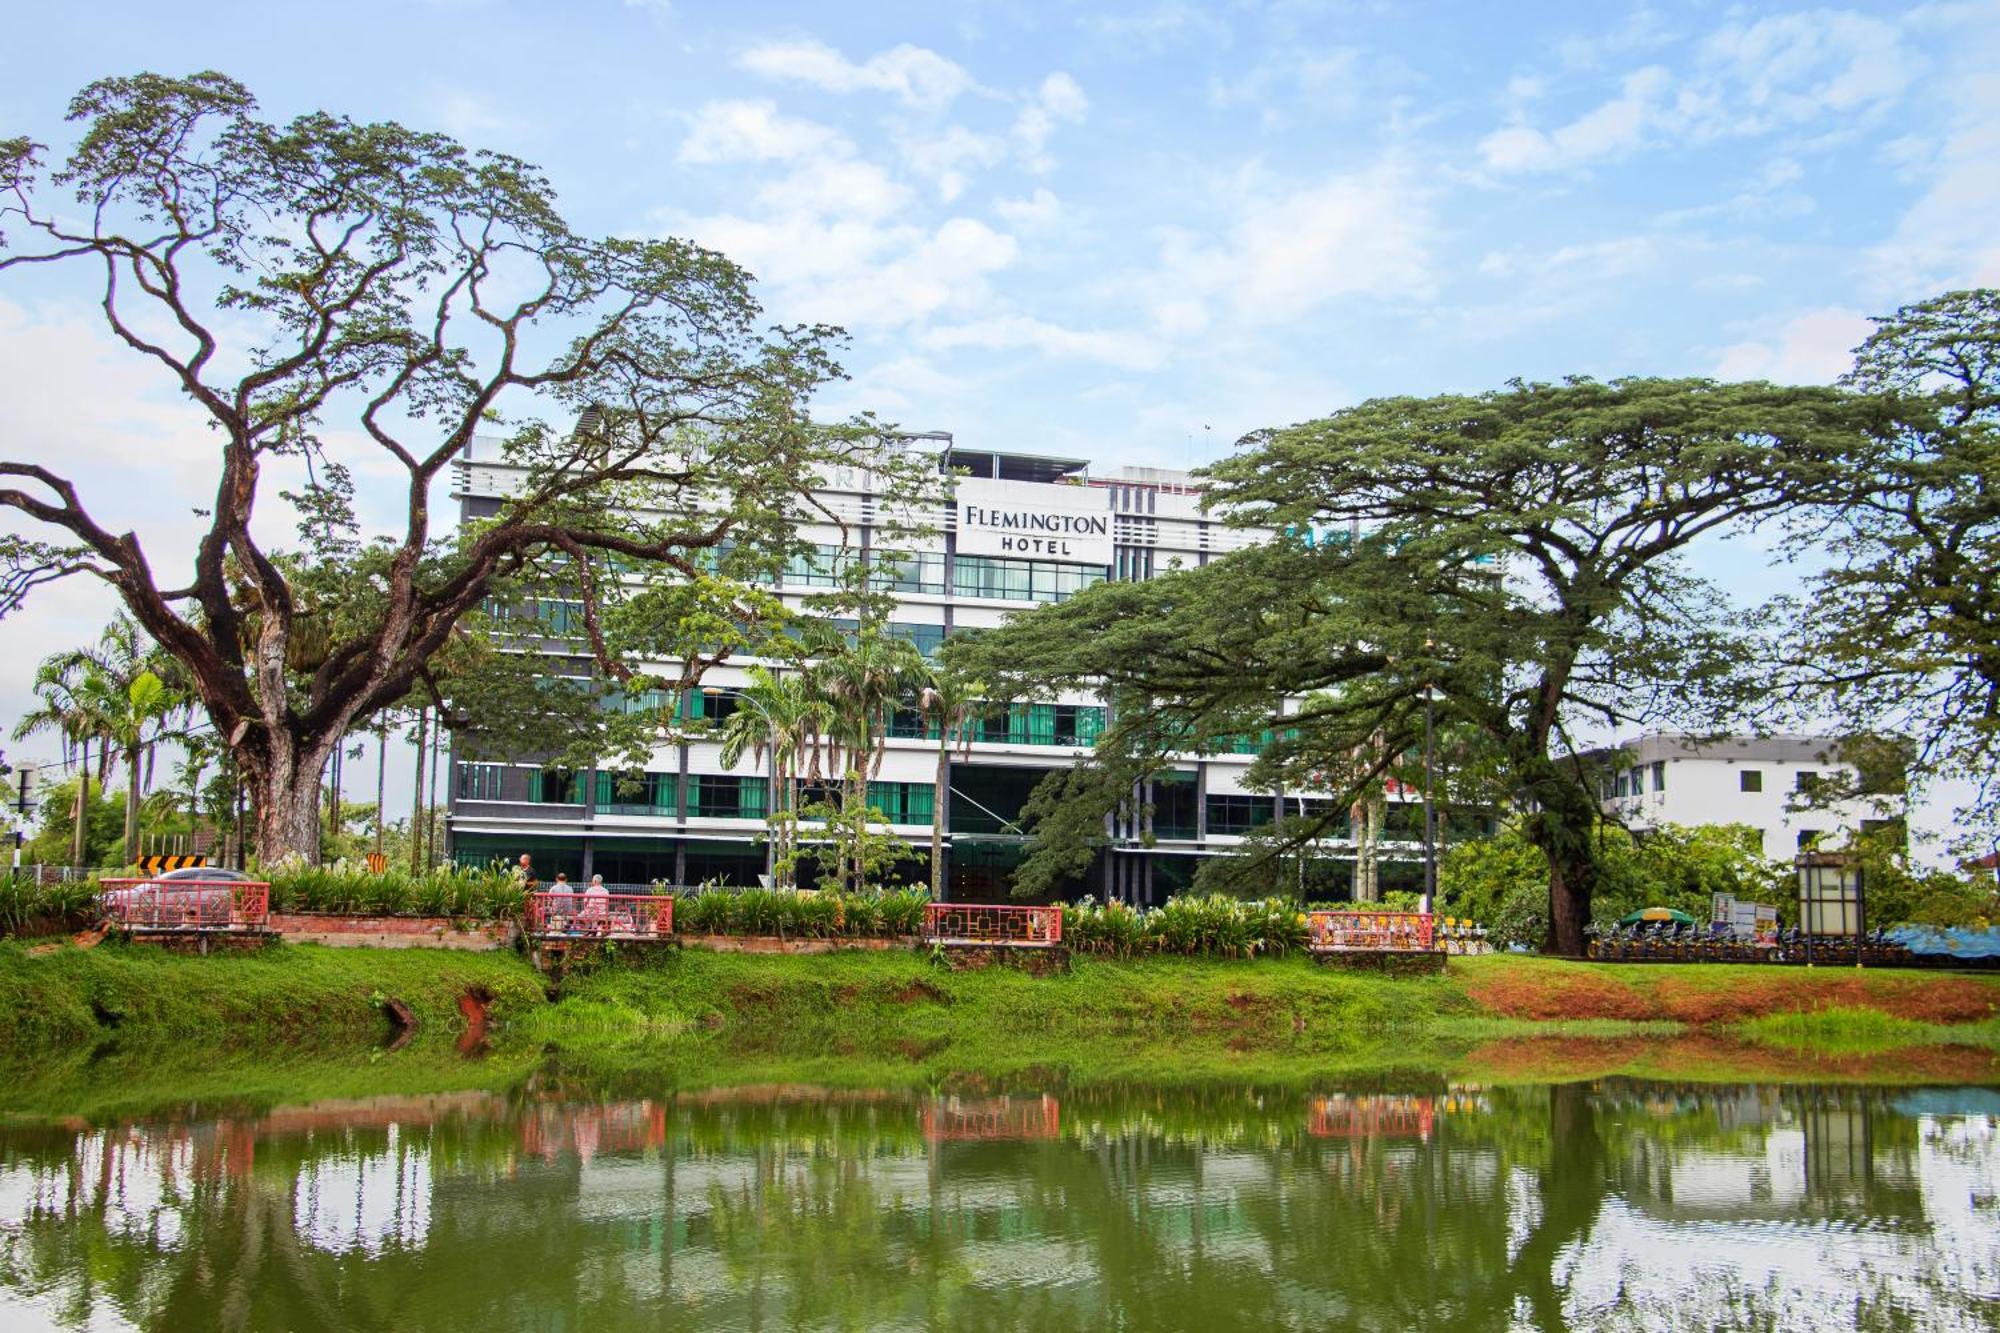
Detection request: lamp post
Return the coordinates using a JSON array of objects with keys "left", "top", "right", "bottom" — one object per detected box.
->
[{"left": 1421, "top": 686, "right": 1440, "bottom": 916}]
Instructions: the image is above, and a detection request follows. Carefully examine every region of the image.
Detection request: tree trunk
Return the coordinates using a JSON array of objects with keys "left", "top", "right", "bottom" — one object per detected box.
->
[
  {"left": 71, "top": 763, "right": 88, "bottom": 867},
  {"left": 410, "top": 706, "right": 427, "bottom": 873},
  {"left": 931, "top": 742, "right": 948, "bottom": 902},
  {"left": 123, "top": 746, "right": 142, "bottom": 865},
  {"left": 1522, "top": 783, "right": 1598, "bottom": 957},
  {"left": 247, "top": 735, "right": 330, "bottom": 867},
  {"left": 374, "top": 726, "right": 387, "bottom": 856}
]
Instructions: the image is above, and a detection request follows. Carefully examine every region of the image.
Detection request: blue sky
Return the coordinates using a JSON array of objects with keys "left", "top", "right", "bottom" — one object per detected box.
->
[{"left": 2, "top": 1, "right": 1998, "bottom": 833}]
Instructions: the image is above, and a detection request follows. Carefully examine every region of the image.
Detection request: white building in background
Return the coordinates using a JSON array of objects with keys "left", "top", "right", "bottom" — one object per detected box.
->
[
  {"left": 1588, "top": 733, "right": 1903, "bottom": 862},
  {"left": 445, "top": 437, "right": 1433, "bottom": 905}
]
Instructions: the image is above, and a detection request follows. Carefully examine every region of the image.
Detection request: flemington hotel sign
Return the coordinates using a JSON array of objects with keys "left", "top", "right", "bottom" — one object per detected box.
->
[{"left": 954, "top": 477, "right": 1114, "bottom": 564}]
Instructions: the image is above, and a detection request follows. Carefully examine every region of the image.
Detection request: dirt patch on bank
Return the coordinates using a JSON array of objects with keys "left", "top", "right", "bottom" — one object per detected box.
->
[
  {"left": 1460, "top": 963, "right": 2000, "bottom": 1027},
  {"left": 1461, "top": 1032, "right": 2000, "bottom": 1084}
]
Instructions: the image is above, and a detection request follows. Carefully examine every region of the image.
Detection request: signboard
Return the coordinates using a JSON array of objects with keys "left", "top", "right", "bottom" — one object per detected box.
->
[
  {"left": 954, "top": 477, "right": 1112, "bottom": 565},
  {"left": 1712, "top": 893, "right": 1779, "bottom": 940}
]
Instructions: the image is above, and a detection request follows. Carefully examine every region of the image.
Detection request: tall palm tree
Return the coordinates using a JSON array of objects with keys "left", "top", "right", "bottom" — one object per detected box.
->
[
  {"left": 716, "top": 665, "right": 827, "bottom": 889},
  {"left": 918, "top": 667, "right": 985, "bottom": 902},
  {"left": 10, "top": 658, "right": 114, "bottom": 865},
  {"left": 816, "top": 628, "right": 926, "bottom": 892},
  {"left": 47, "top": 616, "right": 193, "bottom": 864}
]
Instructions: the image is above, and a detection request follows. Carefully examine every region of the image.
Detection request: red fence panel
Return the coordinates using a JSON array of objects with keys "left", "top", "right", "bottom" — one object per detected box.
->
[
  {"left": 526, "top": 891, "right": 673, "bottom": 940},
  {"left": 98, "top": 879, "right": 270, "bottom": 931},
  {"left": 1306, "top": 911, "right": 1435, "bottom": 953},
  {"left": 924, "top": 902, "right": 1063, "bottom": 948}
]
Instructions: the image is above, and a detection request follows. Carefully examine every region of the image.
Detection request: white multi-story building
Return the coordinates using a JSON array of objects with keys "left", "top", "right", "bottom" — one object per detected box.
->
[
  {"left": 1589, "top": 733, "right": 1902, "bottom": 862},
  {"left": 445, "top": 438, "right": 1427, "bottom": 903}
]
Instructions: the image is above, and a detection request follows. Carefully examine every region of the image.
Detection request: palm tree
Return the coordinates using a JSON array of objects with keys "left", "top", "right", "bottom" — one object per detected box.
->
[
  {"left": 716, "top": 665, "right": 827, "bottom": 889},
  {"left": 815, "top": 628, "right": 927, "bottom": 892},
  {"left": 46, "top": 616, "right": 193, "bottom": 864},
  {"left": 918, "top": 667, "right": 986, "bottom": 902},
  {"left": 10, "top": 658, "right": 114, "bottom": 865}
]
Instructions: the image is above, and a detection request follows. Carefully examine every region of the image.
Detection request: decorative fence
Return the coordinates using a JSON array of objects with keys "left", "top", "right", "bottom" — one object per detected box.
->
[
  {"left": 525, "top": 891, "right": 674, "bottom": 940},
  {"left": 98, "top": 879, "right": 271, "bottom": 932},
  {"left": 1307, "top": 1094, "right": 1437, "bottom": 1142},
  {"left": 1306, "top": 911, "right": 1436, "bottom": 953},
  {"left": 923, "top": 902, "right": 1063, "bottom": 948},
  {"left": 921, "top": 1095, "right": 1063, "bottom": 1142}
]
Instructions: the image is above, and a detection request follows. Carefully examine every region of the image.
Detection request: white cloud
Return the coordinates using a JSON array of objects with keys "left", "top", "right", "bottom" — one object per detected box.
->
[
  {"left": 1150, "top": 163, "right": 1436, "bottom": 325},
  {"left": 1013, "top": 73, "right": 1089, "bottom": 171},
  {"left": 1081, "top": 2, "right": 1233, "bottom": 55},
  {"left": 922, "top": 313, "right": 1165, "bottom": 371},
  {"left": 899, "top": 126, "right": 1007, "bottom": 202},
  {"left": 1712, "top": 307, "right": 1871, "bottom": 383},
  {"left": 737, "top": 39, "right": 976, "bottom": 110},
  {"left": 1478, "top": 236, "right": 1657, "bottom": 281},
  {"left": 994, "top": 187, "right": 1062, "bottom": 229},
  {"left": 1479, "top": 65, "right": 1669, "bottom": 172},
  {"left": 1481, "top": 9, "right": 1922, "bottom": 174},
  {"left": 1864, "top": 11, "right": 2000, "bottom": 293},
  {"left": 677, "top": 99, "right": 849, "bottom": 164},
  {"left": 754, "top": 158, "right": 911, "bottom": 222}
]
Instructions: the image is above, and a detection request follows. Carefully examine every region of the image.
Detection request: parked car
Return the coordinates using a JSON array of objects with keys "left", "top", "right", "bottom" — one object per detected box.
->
[{"left": 101, "top": 866, "right": 259, "bottom": 929}]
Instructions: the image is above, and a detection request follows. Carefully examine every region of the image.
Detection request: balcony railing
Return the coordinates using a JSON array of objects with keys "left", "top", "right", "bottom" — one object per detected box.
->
[
  {"left": 1306, "top": 911, "right": 1435, "bottom": 953},
  {"left": 923, "top": 902, "right": 1063, "bottom": 948},
  {"left": 98, "top": 879, "right": 271, "bottom": 932},
  {"left": 526, "top": 891, "right": 674, "bottom": 940}
]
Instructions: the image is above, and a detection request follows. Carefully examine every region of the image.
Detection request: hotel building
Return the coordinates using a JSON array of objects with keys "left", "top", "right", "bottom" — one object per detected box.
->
[{"left": 446, "top": 437, "right": 1427, "bottom": 903}]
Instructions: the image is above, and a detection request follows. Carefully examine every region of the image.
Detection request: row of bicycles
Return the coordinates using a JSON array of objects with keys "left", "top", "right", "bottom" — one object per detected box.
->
[{"left": 1584, "top": 920, "right": 1918, "bottom": 966}]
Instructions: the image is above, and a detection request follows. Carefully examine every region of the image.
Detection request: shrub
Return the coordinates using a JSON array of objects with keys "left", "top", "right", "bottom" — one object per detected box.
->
[
  {"left": 0, "top": 873, "right": 99, "bottom": 936},
  {"left": 264, "top": 861, "right": 524, "bottom": 920}
]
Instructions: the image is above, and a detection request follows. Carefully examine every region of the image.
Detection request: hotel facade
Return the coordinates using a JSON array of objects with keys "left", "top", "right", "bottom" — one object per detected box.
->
[{"left": 446, "top": 437, "right": 1427, "bottom": 903}]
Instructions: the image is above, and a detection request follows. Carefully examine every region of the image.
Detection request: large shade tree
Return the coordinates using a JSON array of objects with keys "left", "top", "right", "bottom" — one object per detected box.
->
[
  {"left": 1792, "top": 289, "right": 2000, "bottom": 839},
  {"left": 0, "top": 72, "right": 928, "bottom": 862},
  {"left": 960, "top": 378, "right": 1864, "bottom": 954}
]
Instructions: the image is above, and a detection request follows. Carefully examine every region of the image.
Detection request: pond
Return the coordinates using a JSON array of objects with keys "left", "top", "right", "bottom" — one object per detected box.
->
[{"left": 0, "top": 1075, "right": 1995, "bottom": 1330}]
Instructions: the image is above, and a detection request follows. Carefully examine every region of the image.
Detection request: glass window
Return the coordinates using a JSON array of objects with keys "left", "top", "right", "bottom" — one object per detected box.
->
[
  {"left": 872, "top": 550, "right": 947, "bottom": 595},
  {"left": 1651, "top": 761, "right": 1665, "bottom": 792},
  {"left": 952, "top": 555, "right": 1105, "bottom": 603},
  {"left": 1629, "top": 766, "right": 1644, "bottom": 794},
  {"left": 886, "top": 621, "right": 947, "bottom": 659},
  {"left": 1740, "top": 769, "right": 1763, "bottom": 793},
  {"left": 456, "top": 763, "right": 505, "bottom": 801},
  {"left": 594, "top": 771, "right": 676, "bottom": 816},
  {"left": 1795, "top": 769, "right": 1818, "bottom": 790},
  {"left": 536, "top": 768, "right": 583, "bottom": 804},
  {"left": 688, "top": 775, "right": 767, "bottom": 820},
  {"left": 1152, "top": 773, "right": 1198, "bottom": 840},
  {"left": 866, "top": 781, "right": 935, "bottom": 824},
  {"left": 784, "top": 543, "right": 854, "bottom": 589},
  {"left": 1205, "top": 794, "right": 1274, "bottom": 836}
]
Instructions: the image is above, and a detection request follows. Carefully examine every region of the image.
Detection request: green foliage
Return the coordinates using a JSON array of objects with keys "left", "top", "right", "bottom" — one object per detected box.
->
[
  {"left": 1795, "top": 289, "right": 2000, "bottom": 835},
  {"left": 1440, "top": 820, "right": 1786, "bottom": 948},
  {"left": 265, "top": 862, "right": 525, "bottom": 919},
  {"left": 1061, "top": 895, "right": 1309, "bottom": 959},
  {"left": 671, "top": 886, "right": 932, "bottom": 939},
  {"left": 958, "top": 377, "right": 1867, "bottom": 953},
  {"left": 0, "top": 873, "right": 99, "bottom": 936},
  {"left": 20, "top": 777, "right": 126, "bottom": 867}
]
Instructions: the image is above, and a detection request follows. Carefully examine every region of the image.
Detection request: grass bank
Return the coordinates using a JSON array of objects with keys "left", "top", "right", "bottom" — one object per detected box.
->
[
  {"left": 518, "top": 949, "right": 2000, "bottom": 1087},
  {"left": 0, "top": 938, "right": 544, "bottom": 1047},
  {"left": 3, "top": 942, "right": 1996, "bottom": 1093}
]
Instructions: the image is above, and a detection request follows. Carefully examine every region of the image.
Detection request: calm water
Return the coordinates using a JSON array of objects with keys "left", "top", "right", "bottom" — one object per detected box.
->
[{"left": 0, "top": 1077, "right": 1996, "bottom": 1331}]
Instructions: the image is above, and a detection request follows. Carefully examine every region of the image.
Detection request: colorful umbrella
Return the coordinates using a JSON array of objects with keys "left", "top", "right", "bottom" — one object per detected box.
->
[{"left": 1617, "top": 906, "right": 1700, "bottom": 925}]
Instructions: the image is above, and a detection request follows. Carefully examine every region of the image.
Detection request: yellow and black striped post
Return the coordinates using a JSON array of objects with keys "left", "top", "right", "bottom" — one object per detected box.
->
[{"left": 137, "top": 854, "right": 208, "bottom": 874}]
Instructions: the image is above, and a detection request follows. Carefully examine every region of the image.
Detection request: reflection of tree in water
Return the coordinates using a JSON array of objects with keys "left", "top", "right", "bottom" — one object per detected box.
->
[{"left": 0, "top": 1080, "right": 1992, "bottom": 1330}]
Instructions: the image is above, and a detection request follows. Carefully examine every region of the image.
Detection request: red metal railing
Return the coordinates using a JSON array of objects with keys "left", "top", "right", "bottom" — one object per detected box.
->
[
  {"left": 526, "top": 890, "right": 673, "bottom": 939},
  {"left": 1306, "top": 910, "right": 1435, "bottom": 952},
  {"left": 924, "top": 902, "right": 1063, "bottom": 948},
  {"left": 98, "top": 879, "right": 270, "bottom": 931},
  {"left": 921, "top": 1094, "right": 1061, "bottom": 1142},
  {"left": 1307, "top": 1094, "right": 1436, "bottom": 1142}
]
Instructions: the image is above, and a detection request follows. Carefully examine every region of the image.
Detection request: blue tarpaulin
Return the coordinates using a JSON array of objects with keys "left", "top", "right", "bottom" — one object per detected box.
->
[{"left": 1886, "top": 925, "right": 2000, "bottom": 960}]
